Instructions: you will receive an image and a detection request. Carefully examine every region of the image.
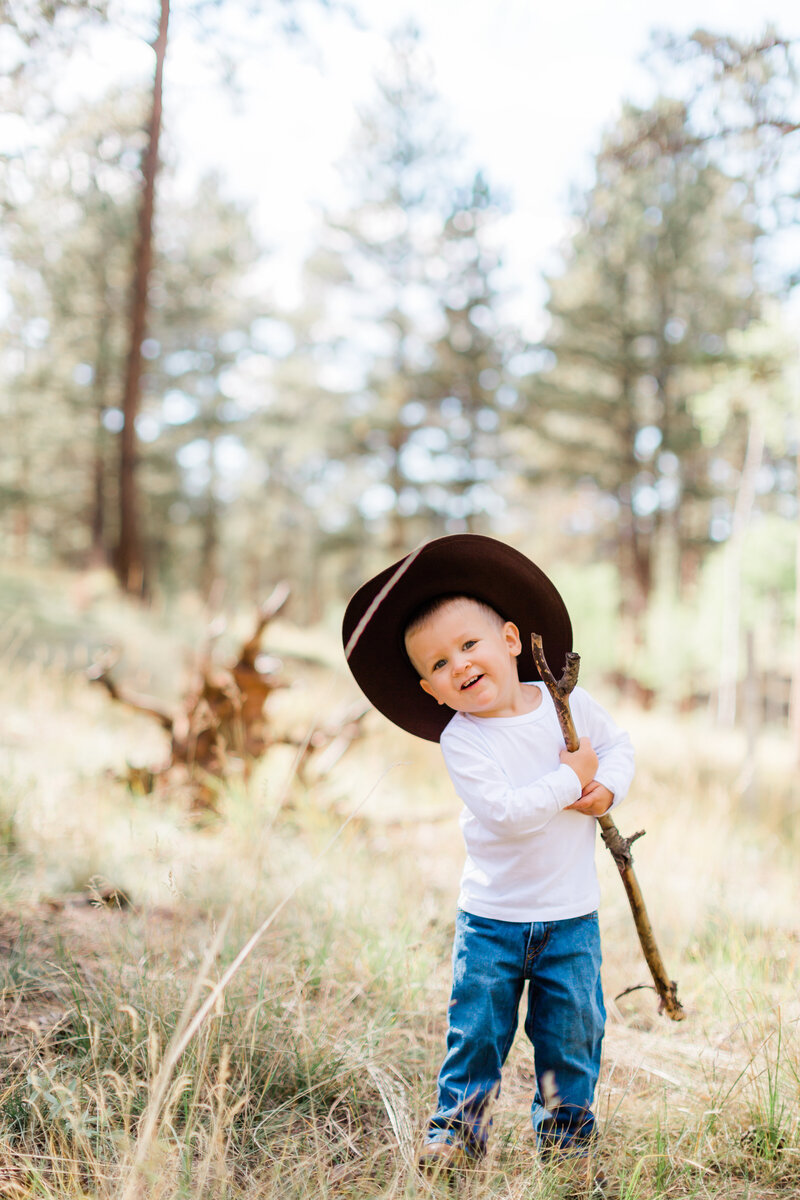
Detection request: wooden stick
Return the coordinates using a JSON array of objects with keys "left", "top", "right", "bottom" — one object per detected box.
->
[{"left": 531, "top": 634, "right": 685, "bottom": 1022}]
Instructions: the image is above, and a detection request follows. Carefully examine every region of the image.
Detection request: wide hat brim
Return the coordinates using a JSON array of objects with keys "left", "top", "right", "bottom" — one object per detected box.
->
[{"left": 341, "top": 534, "right": 573, "bottom": 741}]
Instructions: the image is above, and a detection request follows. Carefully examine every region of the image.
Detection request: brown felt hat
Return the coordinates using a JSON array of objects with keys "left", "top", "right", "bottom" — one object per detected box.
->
[{"left": 341, "top": 534, "right": 572, "bottom": 741}]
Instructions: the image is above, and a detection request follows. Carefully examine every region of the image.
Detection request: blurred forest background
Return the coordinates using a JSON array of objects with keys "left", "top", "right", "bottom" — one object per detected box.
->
[
  {"left": 1, "top": 2, "right": 798, "bottom": 731},
  {"left": 2, "top": 5, "right": 800, "bottom": 1199}
]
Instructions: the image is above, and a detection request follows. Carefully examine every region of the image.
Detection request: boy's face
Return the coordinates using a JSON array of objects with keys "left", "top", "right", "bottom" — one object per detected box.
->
[{"left": 405, "top": 598, "right": 523, "bottom": 719}]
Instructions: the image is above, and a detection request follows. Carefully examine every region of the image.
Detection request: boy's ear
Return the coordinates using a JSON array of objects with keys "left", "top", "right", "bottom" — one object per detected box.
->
[
  {"left": 503, "top": 621, "right": 522, "bottom": 657},
  {"left": 420, "top": 678, "right": 444, "bottom": 705}
]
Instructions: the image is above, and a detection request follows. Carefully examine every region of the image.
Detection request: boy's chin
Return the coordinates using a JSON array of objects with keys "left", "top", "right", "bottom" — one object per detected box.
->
[
  {"left": 439, "top": 696, "right": 476, "bottom": 714},
  {"left": 451, "top": 697, "right": 493, "bottom": 716}
]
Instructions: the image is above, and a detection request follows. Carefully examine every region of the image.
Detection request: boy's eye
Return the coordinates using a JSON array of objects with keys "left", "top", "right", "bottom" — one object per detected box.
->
[
  {"left": 432, "top": 659, "right": 446, "bottom": 672},
  {"left": 463, "top": 640, "right": 476, "bottom": 650}
]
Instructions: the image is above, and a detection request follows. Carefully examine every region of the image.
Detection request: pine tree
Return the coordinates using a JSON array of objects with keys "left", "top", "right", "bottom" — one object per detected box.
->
[
  {"left": 136, "top": 174, "right": 263, "bottom": 596},
  {"left": 288, "top": 28, "right": 515, "bottom": 565},
  {"left": 526, "top": 99, "right": 762, "bottom": 637},
  {"left": 425, "top": 172, "right": 516, "bottom": 532},
  {"left": 0, "top": 88, "right": 143, "bottom": 566},
  {"left": 116, "top": 0, "right": 169, "bottom": 597},
  {"left": 0, "top": 89, "right": 265, "bottom": 592}
]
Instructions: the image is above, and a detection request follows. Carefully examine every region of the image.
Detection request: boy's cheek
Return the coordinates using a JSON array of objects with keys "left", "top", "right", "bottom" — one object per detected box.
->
[{"left": 420, "top": 679, "right": 446, "bottom": 706}]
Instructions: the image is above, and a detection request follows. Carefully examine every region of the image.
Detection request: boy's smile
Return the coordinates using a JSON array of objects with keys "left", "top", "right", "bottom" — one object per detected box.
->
[{"left": 405, "top": 598, "right": 541, "bottom": 719}]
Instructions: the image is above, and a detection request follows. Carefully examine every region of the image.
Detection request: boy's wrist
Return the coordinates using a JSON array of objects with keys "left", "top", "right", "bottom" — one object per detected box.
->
[
  {"left": 559, "top": 761, "right": 584, "bottom": 796},
  {"left": 593, "top": 774, "right": 618, "bottom": 806}
]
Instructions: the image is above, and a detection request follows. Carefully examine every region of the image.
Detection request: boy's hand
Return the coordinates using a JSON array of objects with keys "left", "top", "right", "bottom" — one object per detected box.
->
[
  {"left": 559, "top": 737, "right": 598, "bottom": 790},
  {"left": 566, "top": 780, "right": 614, "bottom": 816}
]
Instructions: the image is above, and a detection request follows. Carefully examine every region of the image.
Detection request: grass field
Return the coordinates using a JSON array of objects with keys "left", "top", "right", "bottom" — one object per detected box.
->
[{"left": 1, "top": 575, "right": 799, "bottom": 1199}]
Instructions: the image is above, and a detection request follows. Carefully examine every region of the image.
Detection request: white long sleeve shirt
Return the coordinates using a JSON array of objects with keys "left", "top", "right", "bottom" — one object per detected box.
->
[{"left": 439, "top": 682, "right": 635, "bottom": 922}]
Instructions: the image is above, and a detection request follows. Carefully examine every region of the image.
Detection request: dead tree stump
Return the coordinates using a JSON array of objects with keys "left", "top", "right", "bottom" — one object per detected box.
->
[{"left": 89, "top": 584, "right": 366, "bottom": 809}]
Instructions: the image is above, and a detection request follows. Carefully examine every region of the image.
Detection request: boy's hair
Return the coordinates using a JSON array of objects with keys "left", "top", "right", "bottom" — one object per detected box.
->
[{"left": 403, "top": 593, "right": 506, "bottom": 648}]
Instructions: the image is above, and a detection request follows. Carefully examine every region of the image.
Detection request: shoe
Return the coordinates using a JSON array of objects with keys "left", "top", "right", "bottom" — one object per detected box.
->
[{"left": 417, "top": 1136, "right": 472, "bottom": 1172}]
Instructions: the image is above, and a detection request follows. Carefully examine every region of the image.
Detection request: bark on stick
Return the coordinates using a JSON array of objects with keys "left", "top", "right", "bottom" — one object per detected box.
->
[{"left": 531, "top": 634, "right": 685, "bottom": 1022}]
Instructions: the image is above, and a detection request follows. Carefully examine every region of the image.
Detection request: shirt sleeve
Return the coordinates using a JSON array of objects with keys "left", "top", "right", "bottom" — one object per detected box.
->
[
  {"left": 440, "top": 722, "right": 581, "bottom": 836},
  {"left": 570, "top": 687, "right": 635, "bottom": 809}
]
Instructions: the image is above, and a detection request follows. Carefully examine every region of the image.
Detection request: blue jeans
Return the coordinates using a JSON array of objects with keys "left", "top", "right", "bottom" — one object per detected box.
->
[{"left": 427, "top": 909, "right": 605, "bottom": 1155}]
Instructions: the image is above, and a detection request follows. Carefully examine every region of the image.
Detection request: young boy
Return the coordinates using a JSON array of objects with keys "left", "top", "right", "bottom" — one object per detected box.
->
[{"left": 341, "top": 534, "right": 634, "bottom": 1177}]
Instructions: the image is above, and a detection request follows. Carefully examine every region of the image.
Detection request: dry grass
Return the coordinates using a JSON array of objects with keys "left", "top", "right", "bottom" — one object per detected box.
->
[{"left": 1, "top": 586, "right": 799, "bottom": 1199}]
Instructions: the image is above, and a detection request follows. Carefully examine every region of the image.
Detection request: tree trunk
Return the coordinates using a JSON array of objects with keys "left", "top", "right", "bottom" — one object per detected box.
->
[
  {"left": 790, "top": 445, "right": 800, "bottom": 766},
  {"left": 115, "top": 0, "right": 170, "bottom": 596},
  {"left": 13, "top": 456, "right": 30, "bottom": 562},
  {"left": 717, "top": 412, "right": 764, "bottom": 726},
  {"left": 89, "top": 280, "right": 113, "bottom": 567},
  {"left": 617, "top": 482, "right": 651, "bottom": 646},
  {"left": 90, "top": 425, "right": 106, "bottom": 565},
  {"left": 200, "top": 443, "right": 219, "bottom": 601},
  {"left": 388, "top": 419, "right": 407, "bottom": 555},
  {"left": 616, "top": 344, "right": 652, "bottom": 646}
]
